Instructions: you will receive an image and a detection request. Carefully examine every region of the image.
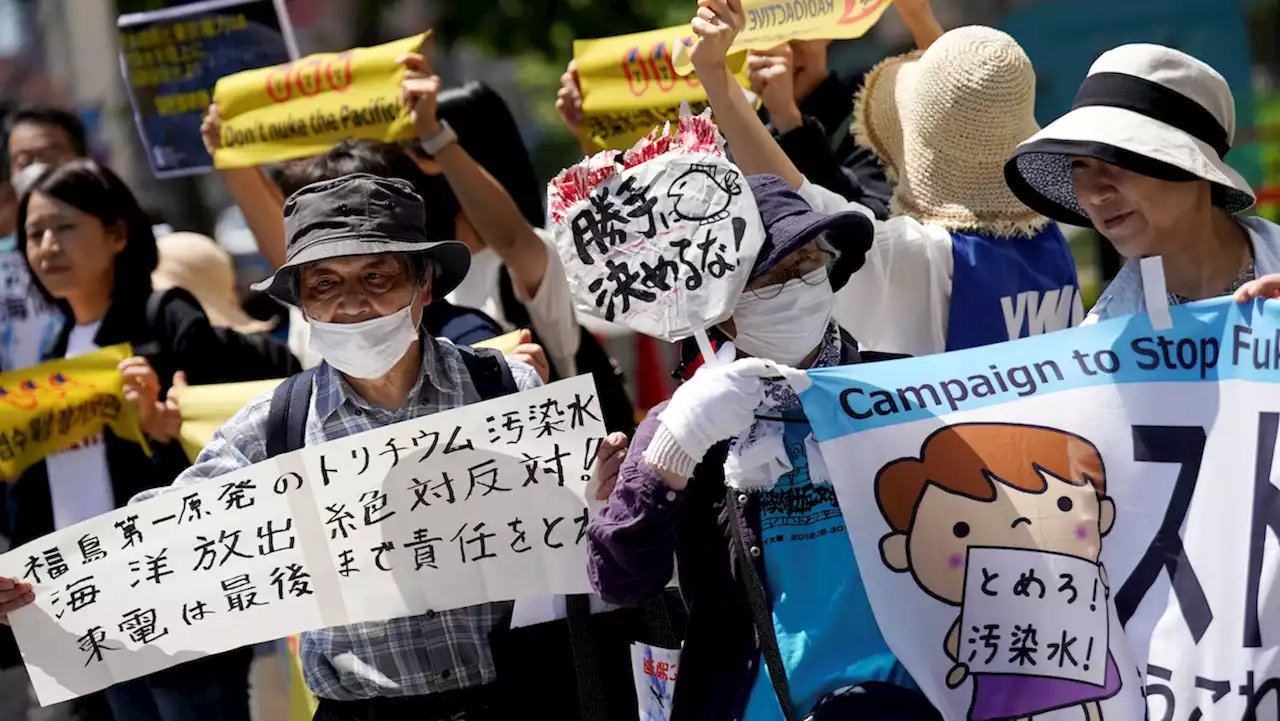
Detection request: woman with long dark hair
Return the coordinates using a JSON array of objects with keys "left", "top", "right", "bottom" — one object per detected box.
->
[{"left": 0, "top": 159, "right": 295, "bottom": 721}]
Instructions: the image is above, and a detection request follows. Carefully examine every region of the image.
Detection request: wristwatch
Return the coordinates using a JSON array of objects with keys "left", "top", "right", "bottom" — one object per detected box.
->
[{"left": 419, "top": 120, "right": 458, "bottom": 156}]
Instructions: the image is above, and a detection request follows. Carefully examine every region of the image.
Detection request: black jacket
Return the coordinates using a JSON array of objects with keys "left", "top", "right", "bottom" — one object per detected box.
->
[
  {"left": 767, "top": 73, "right": 893, "bottom": 220},
  {"left": 5, "top": 288, "right": 298, "bottom": 546}
]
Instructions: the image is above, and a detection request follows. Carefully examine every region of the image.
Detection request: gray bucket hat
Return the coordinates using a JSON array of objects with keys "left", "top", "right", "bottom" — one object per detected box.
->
[{"left": 252, "top": 173, "right": 471, "bottom": 306}]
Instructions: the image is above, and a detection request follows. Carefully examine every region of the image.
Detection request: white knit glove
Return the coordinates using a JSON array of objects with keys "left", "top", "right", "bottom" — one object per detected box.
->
[{"left": 645, "top": 343, "right": 769, "bottom": 477}]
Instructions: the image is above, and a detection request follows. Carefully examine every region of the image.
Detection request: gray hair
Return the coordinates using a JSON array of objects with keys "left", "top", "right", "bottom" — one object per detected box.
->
[{"left": 816, "top": 235, "right": 842, "bottom": 268}]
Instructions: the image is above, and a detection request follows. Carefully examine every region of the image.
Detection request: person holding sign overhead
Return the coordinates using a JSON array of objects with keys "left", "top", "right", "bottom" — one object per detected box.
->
[
  {"left": 1004, "top": 44, "right": 1280, "bottom": 321},
  {"left": 682, "top": 1, "right": 1083, "bottom": 358},
  {"left": 585, "top": 164, "right": 942, "bottom": 719}
]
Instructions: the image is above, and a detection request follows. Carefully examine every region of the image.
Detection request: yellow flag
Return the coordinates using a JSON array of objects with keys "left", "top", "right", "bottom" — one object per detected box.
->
[
  {"left": 286, "top": 635, "right": 318, "bottom": 721},
  {"left": 172, "top": 378, "right": 284, "bottom": 462},
  {"left": 474, "top": 330, "right": 524, "bottom": 356},
  {"left": 575, "top": 29, "right": 749, "bottom": 152},
  {"left": 0, "top": 344, "right": 148, "bottom": 479},
  {"left": 213, "top": 32, "right": 428, "bottom": 169},
  {"left": 575, "top": 0, "right": 894, "bottom": 150}
]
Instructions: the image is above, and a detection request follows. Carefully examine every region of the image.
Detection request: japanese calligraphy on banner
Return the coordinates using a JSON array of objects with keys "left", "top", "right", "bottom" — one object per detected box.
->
[
  {"left": 212, "top": 32, "right": 425, "bottom": 169},
  {"left": 548, "top": 108, "right": 765, "bottom": 342},
  {"left": 574, "top": 0, "right": 893, "bottom": 150},
  {"left": 0, "top": 375, "right": 606, "bottom": 705},
  {"left": 795, "top": 296, "right": 1280, "bottom": 721},
  {"left": 0, "top": 344, "right": 147, "bottom": 479},
  {"left": 117, "top": 0, "right": 298, "bottom": 178},
  {"left": 631, "top": 642, "right": 680, "bottom": 721}
]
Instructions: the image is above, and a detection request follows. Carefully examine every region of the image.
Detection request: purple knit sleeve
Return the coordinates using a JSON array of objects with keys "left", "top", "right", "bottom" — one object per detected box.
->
[{"left": 586, "top": 402, "right": 686, "bottom": 606}]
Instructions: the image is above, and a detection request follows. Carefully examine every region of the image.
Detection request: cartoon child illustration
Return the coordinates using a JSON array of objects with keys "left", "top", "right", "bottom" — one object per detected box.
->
[{"left": 874, "top": 423, "right": 1122, "bottom": 721}]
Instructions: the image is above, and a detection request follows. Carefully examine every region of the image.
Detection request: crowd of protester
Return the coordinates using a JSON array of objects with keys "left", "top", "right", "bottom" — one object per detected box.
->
[{"left": 0, "top": 0, "right": 1277, "bottom": 719}]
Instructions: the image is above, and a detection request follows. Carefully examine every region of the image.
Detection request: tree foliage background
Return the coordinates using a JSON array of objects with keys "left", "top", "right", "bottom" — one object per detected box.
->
[{"left": 355, "top": 0, "right": 694, "bottom": 176}]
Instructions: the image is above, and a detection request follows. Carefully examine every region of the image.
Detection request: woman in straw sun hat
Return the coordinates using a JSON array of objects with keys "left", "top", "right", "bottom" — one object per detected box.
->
[
  {"left": 687, "top": 2, "right": 1082, "bottom": 358},
  {"left": 153, "top": 231, "right": 278, "bottom": 335},
  {"left": 1005, "top": 43, "right": 1280, "bottom": 321}
]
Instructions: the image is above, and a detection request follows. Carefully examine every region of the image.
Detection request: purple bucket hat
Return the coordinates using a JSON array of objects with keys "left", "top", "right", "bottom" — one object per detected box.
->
[{"left": 746, "top": 174, "right": 873, "bottom": 291}]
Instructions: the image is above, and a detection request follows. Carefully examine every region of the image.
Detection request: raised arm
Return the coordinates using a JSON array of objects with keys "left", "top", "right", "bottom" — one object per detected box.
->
[
  {"left": 691, "top": 0, "right": 805, "bottom": 189},
  {"left": 555, "top": 61, "right": 600, "bottom": 158},
  {"left": 201, "top": 105, "right": 287, "bottom": 268},
  {"left": 399, "top": 53, "right": 549, "bottom": 300},
  {"left": 896, "top": 0, "right": 945, "bottom": 51}
]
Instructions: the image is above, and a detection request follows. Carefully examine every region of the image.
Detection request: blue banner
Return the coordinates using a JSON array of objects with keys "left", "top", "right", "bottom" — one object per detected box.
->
[
  {"left": 801, "top": 296, "right": 1280, "bottom": 440},
  {"left": 117, "top": 0, "right": 297, "bottom": 177},
  {"left": 793, "top": 296, "right": 1280, "bottom": 721}
]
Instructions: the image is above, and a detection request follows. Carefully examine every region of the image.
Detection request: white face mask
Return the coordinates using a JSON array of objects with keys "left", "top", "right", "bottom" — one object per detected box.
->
[
  {"left": 731, "top": 269, "right": 834, "bottom": 365},
  {"left": 307, "top": 297, "right": 419, "bottom": 380}
]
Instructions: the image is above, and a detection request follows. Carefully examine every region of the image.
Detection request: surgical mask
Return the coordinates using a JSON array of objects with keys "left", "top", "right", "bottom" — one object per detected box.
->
[
  {"left": 307, "top": 297, "right": 419, "bottom": 379},
  {"left": 731, "top": 269, "right": 833, "bottom": 365}
]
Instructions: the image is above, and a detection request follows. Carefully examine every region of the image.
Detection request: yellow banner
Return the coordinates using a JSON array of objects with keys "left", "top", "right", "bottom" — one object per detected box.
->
[
  {"left": 212, "top": 32, "right": 427, "bottom": 169},
  {"left": 575, "top": 0, "right": 893, "bottom": 150},
  {"left": 0, "top": 344, "right": 147, "bottom": 479},
  {"left": 286, "top": 635, "right": 318, "bottom": 721},
  {"left": 475, "top": 329, "right": 524, "bottom": 355},
  {"left": 172, "top": 378, "right": 284, "bottom": 462}
]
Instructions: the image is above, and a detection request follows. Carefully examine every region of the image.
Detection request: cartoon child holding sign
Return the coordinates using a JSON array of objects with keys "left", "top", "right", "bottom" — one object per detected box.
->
[{"left": 875, "top": 423, "right": 1123, "bottom": 720}]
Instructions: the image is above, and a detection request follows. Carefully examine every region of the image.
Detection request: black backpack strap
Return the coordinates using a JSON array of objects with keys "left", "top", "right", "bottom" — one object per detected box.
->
[
  {"left": 727, "top": 486, "right": 797, "bottom": 721},
  {"left": 455, "top": 344, "right": 518, "bottom": 400},
  {"left": 265, "top": 368, "right": 319, "bottom": 458}
]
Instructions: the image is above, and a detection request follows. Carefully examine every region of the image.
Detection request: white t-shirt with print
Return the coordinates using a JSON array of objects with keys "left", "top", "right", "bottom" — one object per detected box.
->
[{"left": 44, "top": 321, "right": 115, "bottom": 530}]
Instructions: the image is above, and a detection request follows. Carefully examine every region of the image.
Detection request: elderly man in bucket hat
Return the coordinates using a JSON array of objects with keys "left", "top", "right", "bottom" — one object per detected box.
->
[
  {"left": 587, "top": 174, "right": 942, "bottom": 721},
  {"left": 126, "top": 173, "right": 540, "bottom": 721}
]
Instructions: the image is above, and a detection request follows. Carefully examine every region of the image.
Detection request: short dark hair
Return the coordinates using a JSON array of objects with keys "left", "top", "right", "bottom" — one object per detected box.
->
[
  {"left": 18, "top": 160, "right": 156, "bottom": 308},
  {"left": 280, "top": 139, "right": 458, "bottom": 241},
  {"left": 430, "top": 82, "right": 545, "bottom": 228},
  {"left": 4, "top": 104, "right": 89, "bottom": 157}
]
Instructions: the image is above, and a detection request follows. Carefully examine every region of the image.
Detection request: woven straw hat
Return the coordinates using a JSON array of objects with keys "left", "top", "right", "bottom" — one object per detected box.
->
[
  {"left": 153, "top": 232, "right": 276, "bottom": 334},
  {"left": 853, "top": 26, "right": 1048, "bottom": 237}
]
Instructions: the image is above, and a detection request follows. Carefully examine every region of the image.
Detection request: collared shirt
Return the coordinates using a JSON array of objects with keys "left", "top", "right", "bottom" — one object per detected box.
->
[
  {"left": 1086, "top": 217, "right": 1280, "bottom": 324},
  {"left": 134, "top": 333, "right": 541, "bottom": 701}
]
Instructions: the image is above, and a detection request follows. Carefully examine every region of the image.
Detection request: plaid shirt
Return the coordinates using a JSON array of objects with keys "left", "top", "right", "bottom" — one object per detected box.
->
[{"left": 134, "top": 334, "right": 541, "bottom": 701}]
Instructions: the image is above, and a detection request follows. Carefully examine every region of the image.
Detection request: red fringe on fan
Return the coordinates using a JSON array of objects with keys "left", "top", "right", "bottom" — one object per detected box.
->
[{"left": 547, "top": 107, "right": 723, "bottom": 224}]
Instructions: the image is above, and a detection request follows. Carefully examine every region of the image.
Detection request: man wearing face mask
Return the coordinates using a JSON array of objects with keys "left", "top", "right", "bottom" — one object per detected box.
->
[
  {"left": 588, "top": 175, "right": 941, "bottom": 721},
  {"left": 128, "top": 173, "right": 542, "bottom": 721}
]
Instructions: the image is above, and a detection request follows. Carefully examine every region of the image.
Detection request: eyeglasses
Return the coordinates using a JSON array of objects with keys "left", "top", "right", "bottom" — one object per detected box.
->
[{"left": 746, "top": 259, "right": 832, "bottom": 300}]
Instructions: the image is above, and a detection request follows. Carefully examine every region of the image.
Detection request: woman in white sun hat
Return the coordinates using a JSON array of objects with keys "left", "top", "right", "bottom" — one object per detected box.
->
[
  {"left": 687, "top": 3, "right": 1084, "bottom": 357},
  {"left": 1005, "top": 43, "right": 1278, "bottom": 321}
]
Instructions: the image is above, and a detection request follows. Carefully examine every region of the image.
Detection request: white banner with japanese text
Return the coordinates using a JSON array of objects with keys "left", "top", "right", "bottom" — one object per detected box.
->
[
  {"left": 0, "top": 375, "right": 606, "bottom": 705},
  {"left": 797, "top": 296, "right": 1280, "bottom": 721}
]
